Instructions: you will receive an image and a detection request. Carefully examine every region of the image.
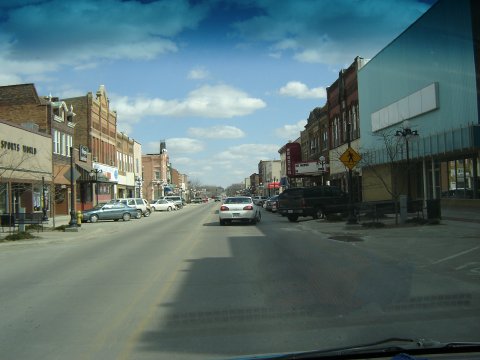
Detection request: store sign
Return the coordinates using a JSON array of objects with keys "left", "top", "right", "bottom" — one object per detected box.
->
[
  {"left": 285, "top": 142, "right": 301, "bottom": 177},
  {"left": 79, "top": 145, "right": 88, "bottom": 162},
  {"left": 1, "top": 140, "right": 37, "bottom": 155}
]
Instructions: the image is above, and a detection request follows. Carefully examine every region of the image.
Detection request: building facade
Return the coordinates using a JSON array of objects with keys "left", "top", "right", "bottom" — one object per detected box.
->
[
  {"left": 0, "top": 84, "right": 83, "bottom": 215},
  {"left": 327, "top": 57, "right": 366, "bottom": 201},
  {"left": 358, "top": 0, "right": 480, "bottom": 203},
  {"left": 142, "top": 150, "right": 170, "bottom": 201},
  {"left": 64, "top": 85, "right": 118, "bottom": 206},
  {"left": 116, "top": 132, "right": 136, "bottom": 199}
]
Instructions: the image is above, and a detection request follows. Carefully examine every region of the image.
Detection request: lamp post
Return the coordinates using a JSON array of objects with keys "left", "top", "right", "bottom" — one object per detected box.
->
[
  {"left": 395, "top": 121, "right": 419, "bottom": 201},
  {"left": 90, "top": 168, "right": 103, "bottom": 206},
  {"left": 318, "top": 155, "right": 326, "bottom": 185},
  {"left": 41, "top": 176, "right": 48, "bottom": 221},
  {"left": 68, "top": 146, "right": 77, "bottom": 228}
]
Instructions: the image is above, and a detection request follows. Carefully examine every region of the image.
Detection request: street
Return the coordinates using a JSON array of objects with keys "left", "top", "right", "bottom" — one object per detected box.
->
[{"left": 0, "top": 202, "right": 479, "bottom": 360}]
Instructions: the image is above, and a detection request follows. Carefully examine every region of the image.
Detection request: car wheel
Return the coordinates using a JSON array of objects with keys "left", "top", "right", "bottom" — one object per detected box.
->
[
  {"left": 144, "top": 209, "right": 151, "bottom": 217},
  {"left": 167, "top": 206, "right": 172, "bottom": 211},
  {"left": 287, "top": 215, "right": 298, "bottom": 222},
  {"left": 136, "top": 210, "right": 142, "bottom": 219},
  {"left": 219, "top": 219, "right": 225, "bottom": 226},
  {"left": 151, "top": 206, "right": 156, "bottom": 212},
  {"left": 313, "top": 207, "right": 324, "bottom": 220},
  {"left": 90, "top": 214, "right": 99, "bottom": 223},
  {"left": 123, "top": 212, "right": 131, "bottom": 221}
]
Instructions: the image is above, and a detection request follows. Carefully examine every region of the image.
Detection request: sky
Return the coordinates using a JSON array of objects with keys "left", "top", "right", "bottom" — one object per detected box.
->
[{"left": 0, "top": 0, "right": 435, "bottom": 188}]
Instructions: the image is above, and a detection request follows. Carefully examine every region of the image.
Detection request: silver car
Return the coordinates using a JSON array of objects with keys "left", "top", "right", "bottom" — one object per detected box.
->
[{"left": 219, "top": 196, "right": 261, "bottom": 225}]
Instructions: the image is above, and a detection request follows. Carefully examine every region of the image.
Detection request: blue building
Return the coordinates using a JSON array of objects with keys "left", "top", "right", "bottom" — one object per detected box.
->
[{"left": 358, "top": 0, "right": 480, "bottom": 203}]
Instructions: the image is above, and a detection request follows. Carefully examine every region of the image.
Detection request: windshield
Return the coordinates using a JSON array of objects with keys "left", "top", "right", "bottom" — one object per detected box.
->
[{"left": 1, "top": 1, "right": 479, "bottom": 360}]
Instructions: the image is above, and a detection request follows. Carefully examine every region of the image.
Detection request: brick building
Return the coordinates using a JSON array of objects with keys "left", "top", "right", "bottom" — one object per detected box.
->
[
  {"left": 63, "top": 85, "right": 118, "bottom": 205},
  {"left": 0, "top": 83, "right": 91, "bottom": 215},
  {"left": 327, "top": 57, "right": 366, "bottom": 201}
]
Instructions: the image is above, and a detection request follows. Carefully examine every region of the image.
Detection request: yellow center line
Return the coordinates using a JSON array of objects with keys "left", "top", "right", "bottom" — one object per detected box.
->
[{"left": 118, "top": 207, "right": 215, "bottom": 360}]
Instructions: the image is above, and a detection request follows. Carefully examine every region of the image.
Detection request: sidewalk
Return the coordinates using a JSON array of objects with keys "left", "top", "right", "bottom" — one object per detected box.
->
[{"left": 441, "top": 203, "right": 479, "bottom": 223}]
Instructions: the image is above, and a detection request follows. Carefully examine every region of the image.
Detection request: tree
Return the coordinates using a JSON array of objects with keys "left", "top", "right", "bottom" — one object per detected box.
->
[{"left": 360, "top": 129, "right": 406, "bottom": 224}]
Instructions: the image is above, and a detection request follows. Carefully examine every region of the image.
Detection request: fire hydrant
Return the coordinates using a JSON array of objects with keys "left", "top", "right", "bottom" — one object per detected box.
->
[{"left": 76, "top": 211, "right": 83, "bottom": 227}]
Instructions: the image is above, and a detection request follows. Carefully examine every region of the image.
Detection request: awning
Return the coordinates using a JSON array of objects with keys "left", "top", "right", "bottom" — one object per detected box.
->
[{"left": 75, "top": 162, "right": 92, "bottom": 173}]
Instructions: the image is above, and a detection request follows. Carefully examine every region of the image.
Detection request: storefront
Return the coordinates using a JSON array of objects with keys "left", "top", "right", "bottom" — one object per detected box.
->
[{"left": 0, "top": 120, "right": 52, "bottom": 216}]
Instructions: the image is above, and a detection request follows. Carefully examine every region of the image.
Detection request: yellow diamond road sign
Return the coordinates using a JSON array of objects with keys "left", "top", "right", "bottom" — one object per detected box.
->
[{"left": 340, "top": 147, "right": 362, "bottom": 170}]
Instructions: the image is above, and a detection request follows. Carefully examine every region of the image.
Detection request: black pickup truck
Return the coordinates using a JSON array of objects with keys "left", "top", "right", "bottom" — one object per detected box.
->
[{"left": 277, "top": 186, "right": 349, "bottom": 222}]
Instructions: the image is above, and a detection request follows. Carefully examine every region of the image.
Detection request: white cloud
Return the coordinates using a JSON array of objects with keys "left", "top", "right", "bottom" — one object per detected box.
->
[
  {"left": 188, "top": 67, "right": 209, "bottom": 80},
  {"left": 112, "top": 84, "right": 266, "bottom": 131},
  {"left": 279, "top": 81, "right": 326, "bottom": 99},
  {"left": 166, "top": 138, "right": 205, "bottom": 154},
  {"left": 275, "top": 120, "right": 307, "bottom": 140},
  {"left": 215, "top": 144, "right": 280, "bottom": 162},
  {"left": 187, "top": 125, "right": 245, "bottom": 139}
]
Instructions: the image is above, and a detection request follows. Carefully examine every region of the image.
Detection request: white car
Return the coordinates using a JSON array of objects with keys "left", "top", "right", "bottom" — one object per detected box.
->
[
  {"left": 150, "top": 199, "right": 176, "bottom": 211},
  {"left": 219, "top": 196, "right": 261, "bottom": 225}
]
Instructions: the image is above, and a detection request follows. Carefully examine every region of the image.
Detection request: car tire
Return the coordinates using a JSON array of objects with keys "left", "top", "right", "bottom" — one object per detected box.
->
[
  {"left": 90, "top": 214, "right": 99, "bottom": 223},
  {"left": 167, "top": 206, "right": 172, "bottom": 211},
  {"left": 287, "top": 215, "right": 298, "bottom": 222},
  {"left": 135, "top": 210, "right": 142, "bottom": 219},
  {"left": 313, "top": 207, "right": 324, "bottom": 220},
  {"left": 144, "top": 209, "right": 151, "bottom": 217},
  {"left": 151, "top": 207, "right": 156, "bottom": 212},
  {"left": 123, "top": 212, "right": 131, "bottom": 221},
  {"left": 219, "top": 219, "right": 225, "bottom": 226}
]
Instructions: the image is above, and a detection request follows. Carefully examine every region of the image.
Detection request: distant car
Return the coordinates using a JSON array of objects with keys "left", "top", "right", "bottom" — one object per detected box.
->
[
  {"left": 265, "top": 195, "right": 279, "bottom": 212},
  {"left": 150, "top": 199, "right": 176, "bottom": 211},
  {"left": 82, "top": 203, "right": 138, "bottom": 223},
  {"left": 192, "top": 197, "right": 203, "bottom": 204},
  {"left": 252, "top": 196, "right": 268, "bottom": 206},
  {"left": 219, "top": 196, "right": 261, "bottom": 225},
  {"left": 161, "top": 195, "right": 184, "bottom": 209}
]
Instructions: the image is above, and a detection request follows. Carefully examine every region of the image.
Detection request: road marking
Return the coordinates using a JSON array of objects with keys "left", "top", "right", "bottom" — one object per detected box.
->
[
  {"left": 119, "top": 209, "right": 213, "bottom": 360},
  {"left": 431, "top": 245, "right": 480, "bottom": 265},
  {"left": 455, "top": 261, "right": 480, "bottom": 270}
]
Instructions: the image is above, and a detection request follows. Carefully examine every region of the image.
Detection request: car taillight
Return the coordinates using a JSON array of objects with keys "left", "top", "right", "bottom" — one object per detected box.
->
[
  {"left": 243, "top": 205, "right": 253, "bottom": 210},
  {"left": 220, "top": 205, "right": 229, "bottom": 211}
]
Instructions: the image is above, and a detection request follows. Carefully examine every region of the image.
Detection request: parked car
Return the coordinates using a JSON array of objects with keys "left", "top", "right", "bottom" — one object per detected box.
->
[
  {"left": 277, "top": 186, "right": 348, "bottom": 222},
  {"left": 116, "top": 198, "right": 151, "bottom": 218},
  {"left": 162, "top": 195, "right": 184, "bottom": 208},
  {"left": 191, "top": 197, "right": 203, "bottom": 204},
  {"left": 150, "top": 199, "right": 176, "bottom": 211},
  {"left": 265, "top": 195, "right": 279, "bottom": 212},
  {"left": 219, "top": 196, "right": 261, "bottom": 225},
  {"left": 252, "top": 196, "right": 268, "bottom": 206},
  {"left": 82, "top": 203, "right": 138, "bottom": 223}
]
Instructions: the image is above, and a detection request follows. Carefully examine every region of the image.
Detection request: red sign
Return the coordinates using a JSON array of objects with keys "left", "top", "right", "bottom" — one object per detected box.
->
[
  {"left": 267, "top": 182, "right": 280, "bottom": 189},
  {"left": 285, "top": 142, "right": 301, "bottom": 177}
]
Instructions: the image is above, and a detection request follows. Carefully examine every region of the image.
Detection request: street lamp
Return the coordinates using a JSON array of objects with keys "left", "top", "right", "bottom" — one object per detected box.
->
[
  {"left": 41, "top": 176, "right": 48, "bottom": 221},
  {"left": 318, "top": 155, "right": 326, "bottom": 185},
  {"left": 90, "top": 168, "right": 103, "bottom": 205},
  {"left": 395, "top": 121, "right": 419, "bottom": 201}
]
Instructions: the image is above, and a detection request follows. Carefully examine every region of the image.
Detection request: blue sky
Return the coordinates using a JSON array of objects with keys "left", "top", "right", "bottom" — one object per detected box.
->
[{"left": 0, "top": 0, "right": 435, "bottom": 187}]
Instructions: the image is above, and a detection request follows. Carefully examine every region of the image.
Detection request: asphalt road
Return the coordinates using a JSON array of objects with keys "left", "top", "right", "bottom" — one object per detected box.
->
[{"left": 0, "top": 203, "right": 479, "bottom": 360}]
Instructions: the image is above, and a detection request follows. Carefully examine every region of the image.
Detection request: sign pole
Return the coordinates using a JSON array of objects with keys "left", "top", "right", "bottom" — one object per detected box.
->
[
  {"left": 346, "top": 123, "right": 357, "bottom": 225},
  {"left": 68, "top": 146, "right": 78, "bottom": 229}
]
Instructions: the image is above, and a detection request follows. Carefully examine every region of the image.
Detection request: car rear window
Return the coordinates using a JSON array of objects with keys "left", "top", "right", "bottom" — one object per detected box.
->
[{"left": 225, "top": 197, "right": 252, "bottom": 204}]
